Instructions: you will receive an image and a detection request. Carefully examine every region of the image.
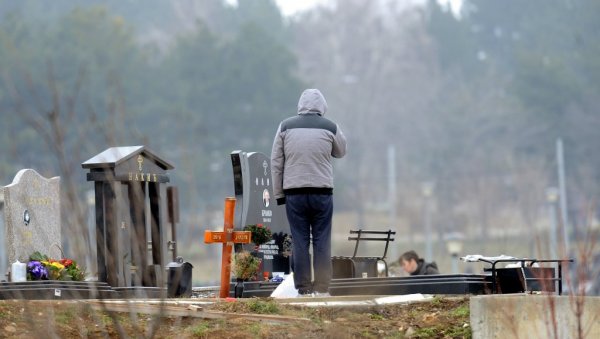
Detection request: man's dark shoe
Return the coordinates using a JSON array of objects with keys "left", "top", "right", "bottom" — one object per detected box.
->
[{"left": 298, "top": 289, "right": 313, "bottom": 297}]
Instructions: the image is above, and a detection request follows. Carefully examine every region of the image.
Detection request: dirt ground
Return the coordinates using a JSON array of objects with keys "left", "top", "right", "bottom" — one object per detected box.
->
[{"left": 0, "top": 296, "right": 471, "bottom": 338}]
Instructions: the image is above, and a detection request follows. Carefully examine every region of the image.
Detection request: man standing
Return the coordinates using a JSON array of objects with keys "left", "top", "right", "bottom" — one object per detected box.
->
[
  {"left": 271, "top": 89, "right": 347, "bottom": 296},
  {"left": 399, "top": 250, "right": 440, "bottom": 275}
]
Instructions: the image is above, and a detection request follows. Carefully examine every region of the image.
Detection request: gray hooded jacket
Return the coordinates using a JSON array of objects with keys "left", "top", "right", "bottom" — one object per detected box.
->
[{"left": 271, "top": 89, "right": 347, "bottom": 204}]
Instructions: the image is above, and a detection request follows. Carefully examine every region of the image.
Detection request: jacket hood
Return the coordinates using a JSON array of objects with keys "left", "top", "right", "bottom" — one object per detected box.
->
[{"left": 297, "top": 89, "right": 328, "bottom": 116}]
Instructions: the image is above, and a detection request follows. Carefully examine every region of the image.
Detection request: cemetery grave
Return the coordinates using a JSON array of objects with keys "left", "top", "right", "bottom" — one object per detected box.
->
[
  {"left": 0, "top": 146, "right": 189, "bottom": 299},
  {"left": 0, "top": 146, "right": 572, "bottom": 301},
  {"left": 81, "top": 146, "right": 182, "bottom": 298},
  {"left": 225, "top": 151, "right": 571, "bottom": 298},
  {"left": 0, "top": 169, "right": 62, "bottom": 279},
  {"left": 0, "top": 169, "right": 109, "bottom": 299},
  {"left": 0, "top": 145, "right": 596, "bottom": 338}
]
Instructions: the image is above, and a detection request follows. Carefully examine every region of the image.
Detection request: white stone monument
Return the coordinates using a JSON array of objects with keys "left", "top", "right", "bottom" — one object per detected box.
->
[{"left": 1, "top": 169, "right": 61, "bottom": 278}]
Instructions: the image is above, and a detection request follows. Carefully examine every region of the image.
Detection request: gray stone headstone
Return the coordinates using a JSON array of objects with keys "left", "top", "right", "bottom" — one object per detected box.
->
[{"left": 1, "top": 169, "right": 61, "bottom": 272}]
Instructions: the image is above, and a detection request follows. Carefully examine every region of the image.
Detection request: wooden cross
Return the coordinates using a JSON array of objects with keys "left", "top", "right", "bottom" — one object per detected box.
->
[{"left": 204, "top": 197, "right": 252, "bottom": 298}]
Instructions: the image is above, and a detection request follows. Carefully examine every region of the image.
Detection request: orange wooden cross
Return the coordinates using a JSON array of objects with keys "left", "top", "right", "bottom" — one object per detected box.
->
[{"left": 204, "top": 197, "right": 252, "bottom": 298}]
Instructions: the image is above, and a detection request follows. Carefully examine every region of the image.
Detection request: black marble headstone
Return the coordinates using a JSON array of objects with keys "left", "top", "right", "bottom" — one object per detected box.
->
[{"left": 230, "top": 151, "right": 291, "bottom": 276}]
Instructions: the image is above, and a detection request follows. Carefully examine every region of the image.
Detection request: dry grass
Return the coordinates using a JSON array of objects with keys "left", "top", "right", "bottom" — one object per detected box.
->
[{"left": 0, "top": 296, "right": 471, "bottom": 338}]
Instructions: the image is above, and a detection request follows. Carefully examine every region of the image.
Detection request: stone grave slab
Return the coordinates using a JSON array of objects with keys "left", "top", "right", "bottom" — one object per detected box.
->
[{"left": 1, "top": 169, "right": 61, "bottom": 274}]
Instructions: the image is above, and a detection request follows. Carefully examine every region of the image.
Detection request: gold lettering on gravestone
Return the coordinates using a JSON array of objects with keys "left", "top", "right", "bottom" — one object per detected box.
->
[
  {"left": 233, "top": 232, "right": 251, "bottom": 243},
  {"left": 204, "top": 231, "right": 251, "bottom": 244},
  {"left": 127, "top": 172, "right": 158, "bottom": 182},
  {"left": 26, "top": 197, "right": 51, "bottom": 205},
  {"left": 21, "top": 230, "right": 33, "bottom": 246}
]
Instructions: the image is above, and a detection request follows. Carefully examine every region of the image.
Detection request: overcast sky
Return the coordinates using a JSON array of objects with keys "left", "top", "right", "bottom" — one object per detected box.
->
[
  {"left": 273, "top": 0, "right": 463, "bottom": 17},
  {"left": 274, "top": 0, "right": 330, "bottom": 16}
]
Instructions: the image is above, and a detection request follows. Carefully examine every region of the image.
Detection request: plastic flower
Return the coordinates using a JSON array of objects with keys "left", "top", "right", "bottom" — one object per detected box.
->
[
  {"left": 66, "top": 262, "right": 85, "bottom": 281},
  {"left": 60, "top": 259, "right": 73, "bottom": 267},
  {"left": 27, "top": 261, "right": 48, "bottom": 280},
  {"left": 233, "top": 251, "right": 262, "bottom": 280},
  {"left": 243, "top": 224, "right": 272, "bottom": 246},
  {"left": 50, "top": 262, "right": 65, "bottom": 270},
  {"left": 26, "top": 252, "right": 86, "bottom": 281}
]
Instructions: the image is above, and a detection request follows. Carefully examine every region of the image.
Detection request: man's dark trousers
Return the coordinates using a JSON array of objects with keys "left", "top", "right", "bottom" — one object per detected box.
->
[{"left": 286, "top": 194, "right": 333, "bottom": 294}]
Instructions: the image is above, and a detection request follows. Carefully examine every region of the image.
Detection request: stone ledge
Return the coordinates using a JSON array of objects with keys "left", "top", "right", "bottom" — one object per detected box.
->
[{"left": 470, "top": 294, "right": 600, "bottom": 339}]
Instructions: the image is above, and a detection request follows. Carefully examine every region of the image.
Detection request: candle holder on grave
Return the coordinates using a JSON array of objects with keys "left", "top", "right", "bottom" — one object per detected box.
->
[{"left": 82, "top": 146, "right": 176, "bottom": 290}]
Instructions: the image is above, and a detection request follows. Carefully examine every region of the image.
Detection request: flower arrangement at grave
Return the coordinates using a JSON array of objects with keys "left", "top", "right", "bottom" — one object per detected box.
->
[
  {"left": 243, "top": 223, "right": 272, "bottom": 247},
  {"left": 26, "top": 251, "right": 85, "bottom": 281},
  {"left": 232, "top": 251, "right": 262, "bottom": 281}
]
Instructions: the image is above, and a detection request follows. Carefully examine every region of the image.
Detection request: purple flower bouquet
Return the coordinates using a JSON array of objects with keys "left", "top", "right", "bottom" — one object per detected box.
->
[{"left": 27, "top": 261, "right": 48, "bottom": 280}]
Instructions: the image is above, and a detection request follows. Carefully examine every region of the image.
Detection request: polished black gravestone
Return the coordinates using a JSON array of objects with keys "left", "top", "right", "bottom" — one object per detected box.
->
[
  {"left": 231, "top": 151, "right": 291, "bottom": 276},
  {"left": 82, "top": 146, "right": 176, "bottom": 291}
]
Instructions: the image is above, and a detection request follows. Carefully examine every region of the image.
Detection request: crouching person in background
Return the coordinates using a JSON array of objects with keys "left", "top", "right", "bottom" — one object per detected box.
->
[{"left": 399, "top": 250, "right": 440, "bottom": 275}]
